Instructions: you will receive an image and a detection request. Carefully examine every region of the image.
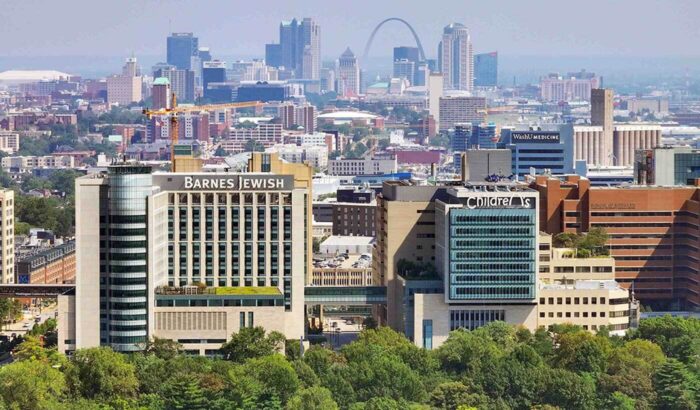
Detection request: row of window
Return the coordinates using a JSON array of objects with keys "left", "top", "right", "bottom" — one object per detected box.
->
[
  {"left": 540, "top": 296, "right": 608, "bottom": 305},
  {"left": 168, "top": 192, "right": 292, "bottom": 206}
]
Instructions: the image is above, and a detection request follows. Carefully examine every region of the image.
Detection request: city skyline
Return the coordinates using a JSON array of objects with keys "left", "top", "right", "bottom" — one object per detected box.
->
[{"left": 1, "top": 0, "right": 698, "bottom": 60}]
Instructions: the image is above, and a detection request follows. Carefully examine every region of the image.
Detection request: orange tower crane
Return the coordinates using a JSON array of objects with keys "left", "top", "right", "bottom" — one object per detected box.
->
[{"left": 143, "top": 93, "right": 262, "bottom": 171}]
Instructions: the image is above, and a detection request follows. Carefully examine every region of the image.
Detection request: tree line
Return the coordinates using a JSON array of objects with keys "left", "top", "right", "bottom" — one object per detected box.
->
[{"left": 1, "top": 315, "right": 699, "bottom": 409}]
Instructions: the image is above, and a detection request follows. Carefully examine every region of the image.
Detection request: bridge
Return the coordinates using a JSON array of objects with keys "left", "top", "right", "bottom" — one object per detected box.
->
[
  {"left": 0, "top": 284, "right": 75, "bottom": 297},
  {"left": 0, "top": 283, "right": 387, "bottom": 305},
  {"left": 304, "top": 286, "right": 387, "bottom": 305}
]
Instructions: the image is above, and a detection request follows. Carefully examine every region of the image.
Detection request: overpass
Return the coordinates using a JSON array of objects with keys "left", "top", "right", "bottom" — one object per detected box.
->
[
  {"left": 0, "top": 284, "right": 75, "bottom": 298},
  {"left": 0, "top": 283, "right": 387, "bottom": 305},
  {"left": 304, "top": 286, "right": 387, "bottom": 305}
]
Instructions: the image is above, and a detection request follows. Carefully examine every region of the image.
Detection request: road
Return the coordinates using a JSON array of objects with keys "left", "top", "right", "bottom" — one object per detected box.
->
[
  {"left": 0, "top": 303, "right": 57, "bottom": 337},
  {"left": 323, "top": 318, "right": 362, "bottom": 349}
]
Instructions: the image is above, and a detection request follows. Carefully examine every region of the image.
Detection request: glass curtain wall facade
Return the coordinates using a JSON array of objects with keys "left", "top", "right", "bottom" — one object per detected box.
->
[
  {"left": 104, "top": 165, "right": 152, "bottom": 351},
  {"left": 448, "top": 208, "right": 537, "bottom": 300}
]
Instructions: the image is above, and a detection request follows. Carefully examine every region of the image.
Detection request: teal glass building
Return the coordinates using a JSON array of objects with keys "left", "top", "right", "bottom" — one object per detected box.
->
[{"left": 448, "top": 207, "right": 537, "bottom": 301}]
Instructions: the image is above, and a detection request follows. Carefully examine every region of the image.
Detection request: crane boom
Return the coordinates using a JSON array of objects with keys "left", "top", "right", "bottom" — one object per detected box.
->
[{"left": 141, "top": 93, "right": 261, "bottom": 172}]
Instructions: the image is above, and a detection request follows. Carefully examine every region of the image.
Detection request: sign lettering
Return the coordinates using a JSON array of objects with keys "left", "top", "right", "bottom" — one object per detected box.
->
[
  {"left": 511, "top": 131, "right": 560, "bottom": 144},
  {"left": 466, "top": 196, "right": 533, "bottom": 209}
]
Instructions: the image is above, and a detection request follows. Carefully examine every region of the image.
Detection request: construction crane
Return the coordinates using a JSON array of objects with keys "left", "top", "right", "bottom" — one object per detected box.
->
[{"left": 142, "top": 93, "right": 262, "bottom": 171}]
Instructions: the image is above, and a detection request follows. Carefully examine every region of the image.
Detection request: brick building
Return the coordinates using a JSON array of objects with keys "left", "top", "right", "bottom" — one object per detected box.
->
[{"left": 529, "top": 175, "right": 700, "bottom": 308}]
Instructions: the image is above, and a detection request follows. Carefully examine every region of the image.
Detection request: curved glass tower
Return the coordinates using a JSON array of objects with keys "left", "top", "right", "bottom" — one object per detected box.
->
[{"left": 106, "top": 165, "right": 152, "bottom": 351}]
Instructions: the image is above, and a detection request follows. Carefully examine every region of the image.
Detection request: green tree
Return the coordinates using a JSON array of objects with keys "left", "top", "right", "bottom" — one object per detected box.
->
[
  {"left": 162, "top": 373, "right": 208, "bottom": 410},
  {"left": 292, "top": 360, "right": 320, "bottom": 388},
  {"left": 540, "top": 368, "right": 597, "bottom": 410},
  {"left": 244, "top": 139, "right": 265, "bottom": 152},
  {"left": 286, "top": 386, "right": 338, "bottom": 410},
  {"left": 14, "top": 221, "right": 30, "bottom": 236},
  {"left": 243, "top": 354, "right": 300, "bottom": 404},
  {"left": 553, "top": 331, "right": 610, "bottom": 373},
  {"left": 66, "top": 347, "right": 139, "bottom": 401},
  {"left": 600, "top": 392, "right": 636, "bottom": 410},
  {"left": 429, "top": 382, "right": 481, "bottom": 410},
  {"left": 142, "top": 337, "right": 182, "bottom": 360},
  {"left": 13, "top": 335, "right": 49, "bottom": 362},
  {"left": 0, "top": 360, "right": 65, "bottom": 410},
  {"left": 635, "top": 316, "right": 700, "bottom": 362},
  {"left": 653, "top": 359, "right": 697, "bottom": 410},
  {"left": 221, "top": 327, "right": 285, "bottom": 362},
  {"left": 363, "top": 397, "right": 400, "bottom": 410},
  {"left": 433, "top": 329, "right": 503, "bottom": 375}
]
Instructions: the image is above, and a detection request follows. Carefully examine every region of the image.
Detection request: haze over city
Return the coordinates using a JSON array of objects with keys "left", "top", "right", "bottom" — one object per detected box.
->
[
  {"left": 1, "top": 1, "right": 700, "bottom": 409},
  {"left": 2, "top": 0, "right": 700, "bottom": 81}
]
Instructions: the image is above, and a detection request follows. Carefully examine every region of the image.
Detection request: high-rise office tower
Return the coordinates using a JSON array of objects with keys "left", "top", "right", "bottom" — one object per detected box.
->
[
  {"left": 151, "top": 77, "right": 171, "bottom": 110},
  {"left": 474, "top": 52, "right": 497, "bottom": 87},
  {"left": 393, "top": 46, "right": 420, "bottom": 63},
  {"left": 268, "top": 18, "right": 320, "bottom": 80},
  {"left": 427, "top": 73, "right": 443, "bottom": 124},
  {"left": 439, "top": 23, "right": 473, "bottom": 91},
  {"left": 265, "top": 44, "right": 282, "bottom": 68},
  {"left": 299, "top": 18, "right": 320, "bottom": 80},
  {"left": 122, "top": 57, "right": 139, "bottom": 77},
  {"left": 337, "top": 47, "right": 360, "bottom": 97},
  {"left": 198, "top": 47, "right": 212, "bottom": 63},
  {"left": 591, "top": 88, "right": 614, "bottom": 165},
  {"left": 320, "top": 68, "right": 336, "bottom": 93},
  {"left": 107, "top": 57, "right": 143, "bottom": 106},
  {"left": 0, "top": 189, "right": 14, "bottom": 283},
  {"left": 167, "top": 33, "right": 199, "bottom": 70},
  {"left": 202, "top": 60, "right": 227, "bottom": 101},
  {"left": 393, "top": 59, "right": 416, "bottom": 85},
  {"left": 153, "top": 66, "right": 195, "bottom": 103}
]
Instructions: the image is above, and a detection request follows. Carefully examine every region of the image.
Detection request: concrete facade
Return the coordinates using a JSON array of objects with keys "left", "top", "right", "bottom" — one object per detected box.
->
[{"left": 0, "top": 190, "right": 14, "bottom": 283}]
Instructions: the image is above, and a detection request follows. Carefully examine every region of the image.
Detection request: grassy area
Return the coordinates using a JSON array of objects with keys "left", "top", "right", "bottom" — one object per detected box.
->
[{"left": 209, "top": 287, "right": 281, "bottom": 296}]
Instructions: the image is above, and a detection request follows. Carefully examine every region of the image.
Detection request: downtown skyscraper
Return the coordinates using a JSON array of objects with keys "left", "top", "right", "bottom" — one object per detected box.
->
[
  {"left": 438, "top": 23, "right": 473, "bottom": 92},
  {"left": 167, "top": 33, "right": 199, "bottom": 70},
  {"left": 265, "top": 18, "right": 320, "bottom": 80}
]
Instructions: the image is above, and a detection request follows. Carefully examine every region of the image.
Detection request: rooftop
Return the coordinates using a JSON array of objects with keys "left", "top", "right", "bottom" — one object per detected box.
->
[{"left": 320, "top": 235, "right": 375, "bottom": 247}]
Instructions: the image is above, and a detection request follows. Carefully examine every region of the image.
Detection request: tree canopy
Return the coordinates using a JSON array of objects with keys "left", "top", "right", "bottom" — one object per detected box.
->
[{"left": 0, "top": 317, "right": 698, "bottom": 409}]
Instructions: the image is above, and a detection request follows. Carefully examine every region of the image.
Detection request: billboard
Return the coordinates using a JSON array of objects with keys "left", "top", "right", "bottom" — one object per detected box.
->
[{"left": 511, "top": 131, "right": 560, "bottom": 144}]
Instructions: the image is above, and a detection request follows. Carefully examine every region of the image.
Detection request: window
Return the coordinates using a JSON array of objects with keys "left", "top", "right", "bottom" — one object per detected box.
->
[{"left": 422, "top": 319, "right": 433, "bottom": 350}]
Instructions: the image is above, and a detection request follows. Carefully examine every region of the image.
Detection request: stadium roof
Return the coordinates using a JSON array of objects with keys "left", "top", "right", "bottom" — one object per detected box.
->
[{"left": 0, "top": 70, "right": 72, "bottom": 83}]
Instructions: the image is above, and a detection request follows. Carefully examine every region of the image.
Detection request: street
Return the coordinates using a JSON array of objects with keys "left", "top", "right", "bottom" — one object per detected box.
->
[{"left": 0, "top": 302, "right": 58, "bottom": 337}]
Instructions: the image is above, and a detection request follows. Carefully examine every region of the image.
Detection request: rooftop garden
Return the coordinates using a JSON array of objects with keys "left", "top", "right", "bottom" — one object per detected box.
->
[
  {"left": 553, "top": 227, "right": 610, "bottom": 258},
  {"left": 396, "top": 259, "right": 440, "bottom": 281},
  {"left": 155, "top": 285, "right": 281, "bottom": 296}
]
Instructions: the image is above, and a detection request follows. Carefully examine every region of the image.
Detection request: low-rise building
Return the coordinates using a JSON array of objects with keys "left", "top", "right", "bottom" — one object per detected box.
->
[
  {"left": 265, "top": 144, "right": 328, "bottom": 169},
  {"left": 0, "top": 131, "right": 20, "bottom": 154},
  {"left": 223, "top": 123, "right": 283, "bottom": 153},
  {"left": 16, "top": 241, "right": 76, "bottom": 284},
  {"left": 311, "top": 254, "right": 375, "bottom": 287},
  {"left": 537, "top": 234, "right": 637, "bottom": 335},
  {"left": 2, "top": 155, "right": 75, "bottom": 173},
  {"left": 327, "top": 157, "right": 397, "bottom": 176}
]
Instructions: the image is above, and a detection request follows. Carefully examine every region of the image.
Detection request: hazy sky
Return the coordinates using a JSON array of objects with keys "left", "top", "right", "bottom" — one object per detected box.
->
[{"left": 1, "top": 0, "right": 699, "bottom": 59}]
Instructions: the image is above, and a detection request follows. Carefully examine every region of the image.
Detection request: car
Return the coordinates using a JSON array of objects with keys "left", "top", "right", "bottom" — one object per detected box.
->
[
  {"left": 22, "top": 323, "right": 30, "bottom": 329},
  {"left": 331, "top": 321, "right": 338, "bottom": 328}
]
